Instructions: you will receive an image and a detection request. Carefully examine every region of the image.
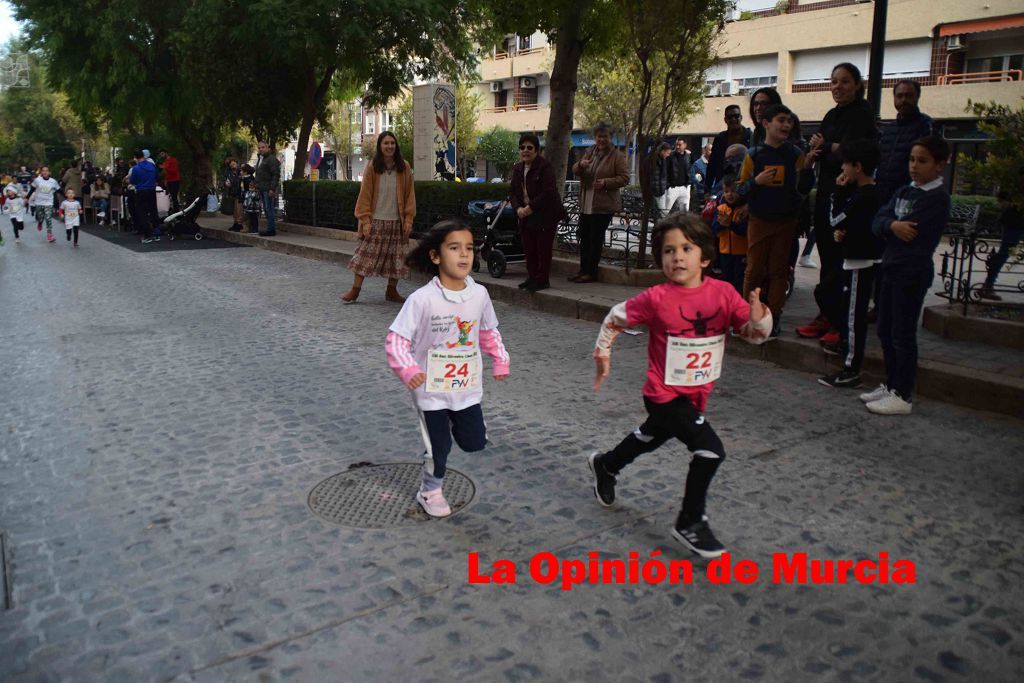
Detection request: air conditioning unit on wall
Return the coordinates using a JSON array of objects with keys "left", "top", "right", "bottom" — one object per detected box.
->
[
  {"left": 946, "top": 35, "right": 965, "bottom": 51},
  {"left": 703, "top": 83, "right": 720, "bottom": 97},
  {"left": 490, "top": 82, "right": 504, "bottom": 93},
  {"left": 719, "top": 80, "right": 739, "bottom": 96},
  {"left": 519, "top": 77, "right": 536, "bottom": 89}
]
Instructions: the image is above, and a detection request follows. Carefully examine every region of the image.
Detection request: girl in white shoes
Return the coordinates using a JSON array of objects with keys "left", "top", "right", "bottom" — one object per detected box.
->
[{"left": 385, "top": 220, "right": 510, "bottom": 517}]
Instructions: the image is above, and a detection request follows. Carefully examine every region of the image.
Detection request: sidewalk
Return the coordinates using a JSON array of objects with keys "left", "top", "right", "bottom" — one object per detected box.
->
[{"left": 198, "top": 214, "right": 1023, "bottom": 417}]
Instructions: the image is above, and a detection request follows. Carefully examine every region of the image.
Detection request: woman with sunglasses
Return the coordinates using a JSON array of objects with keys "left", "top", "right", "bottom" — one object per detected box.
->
[{"left": 508, "top": 133, "right": 567, "bottom": 292}]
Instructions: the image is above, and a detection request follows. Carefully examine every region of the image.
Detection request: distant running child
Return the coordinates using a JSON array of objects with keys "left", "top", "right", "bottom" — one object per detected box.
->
[
  {"left": 29, "top": 166, "right": 60, "bottom": 243},
  {"left": 3, "top": 185, "right": 26, "bottom": 243},
  {"left": 59, "top": 188, "right": 83, "bottom": 247},
  {"left": 588, "top": 213, "right": 772, "bottom": 557},
  {"left": 385, "top": 219, "right": 511, "bottom": 517}
]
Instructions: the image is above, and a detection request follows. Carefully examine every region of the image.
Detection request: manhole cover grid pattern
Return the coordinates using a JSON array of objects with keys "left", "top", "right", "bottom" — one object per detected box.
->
[{"left": 308, "top": 463, "right": 475, "bottom": 528}]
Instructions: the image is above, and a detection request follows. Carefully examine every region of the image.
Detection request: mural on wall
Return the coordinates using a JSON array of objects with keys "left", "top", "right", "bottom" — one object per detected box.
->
[{"left": 433, "top": 85, "right": 456, "bottom": 181}]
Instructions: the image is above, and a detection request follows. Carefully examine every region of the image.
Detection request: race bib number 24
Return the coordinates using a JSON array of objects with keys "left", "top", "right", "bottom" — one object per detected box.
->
[{"left": 426, "top": 349, "right": 481, "bottom": 393}]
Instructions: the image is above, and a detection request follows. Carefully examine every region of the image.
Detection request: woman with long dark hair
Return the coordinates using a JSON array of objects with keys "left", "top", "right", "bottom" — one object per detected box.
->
[
  {"left": 796, "top": 62, "right": 878, "bottom": 339},
  {"left": 342, "top": 131, "right": 417, "bottom": 304}
]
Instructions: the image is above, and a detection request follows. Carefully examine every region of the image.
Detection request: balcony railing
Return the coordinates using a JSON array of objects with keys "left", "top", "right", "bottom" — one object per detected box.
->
[
  {"left": 939, "top": 69, "right": 1022, "bottom": 85},
  {"left": 483, "top": 103, "right": 549, "bottom": 114}
]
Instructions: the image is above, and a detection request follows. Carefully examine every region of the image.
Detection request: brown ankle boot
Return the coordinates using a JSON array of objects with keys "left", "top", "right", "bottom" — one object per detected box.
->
[
  {"left": 385, "top": 287, "right": 405, "bottom": 304},
  {"left": 340, "top": 287, "right": 361, "bottom": 303}
]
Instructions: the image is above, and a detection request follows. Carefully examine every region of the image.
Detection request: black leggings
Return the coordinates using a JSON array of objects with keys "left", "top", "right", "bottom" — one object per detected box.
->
[
  {"left": 601, "top": 396, "right": 725, "bottom": 520},
  {"left": 11, "top": 219, "right": 22, "bottom": 239},
  {"left": 65, "top": 225, "right": 79, "bottom": 244}
]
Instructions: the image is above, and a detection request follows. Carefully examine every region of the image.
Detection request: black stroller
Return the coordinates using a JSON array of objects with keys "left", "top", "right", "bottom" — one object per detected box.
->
[
  {"left": 165, "top": 196, "right": 204, "bottom": 241},
  {"left": 467, "top": 199, "right": 522, "bottom": 278}
]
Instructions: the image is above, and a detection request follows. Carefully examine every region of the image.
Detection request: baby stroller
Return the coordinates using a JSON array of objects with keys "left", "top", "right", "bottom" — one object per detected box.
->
[
  {"left": 467, "top": 199, "right": 522, "bottom": 278},
  {"left": 165, "top": 195, "right": 204, "bottom": 241}
]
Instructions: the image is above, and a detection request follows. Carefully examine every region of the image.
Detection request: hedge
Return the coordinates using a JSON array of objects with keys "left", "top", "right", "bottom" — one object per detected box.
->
[{"left": 282, "top": 179, "right": 513, "bottom": 233}]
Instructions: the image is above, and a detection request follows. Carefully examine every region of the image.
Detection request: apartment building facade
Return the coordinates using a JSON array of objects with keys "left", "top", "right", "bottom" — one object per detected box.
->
[{"left": 475, "top": 1, "right": 1024, "bottom": 146}]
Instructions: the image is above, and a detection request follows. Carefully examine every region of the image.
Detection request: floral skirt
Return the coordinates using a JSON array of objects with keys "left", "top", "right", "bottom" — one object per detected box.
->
[{"left": 347, "top": 219, "right": 409, "bottom": 279}]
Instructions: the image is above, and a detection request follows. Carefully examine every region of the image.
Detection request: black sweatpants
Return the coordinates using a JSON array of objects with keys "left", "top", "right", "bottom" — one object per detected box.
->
[
  {"left": 836, "top": 266, "right": 875, "bottom": 373},
  {"left": 65, "top": 224, "right": 80, "bottom": 245},
  {"left": 813, "top": 191, "right": 843, "bottom": 324},
  {"left": 600, "top": 396, "right": 725, "bottom": 520},
  {"left": 10, "top": 218, "right": 22, "bottom": 239}
]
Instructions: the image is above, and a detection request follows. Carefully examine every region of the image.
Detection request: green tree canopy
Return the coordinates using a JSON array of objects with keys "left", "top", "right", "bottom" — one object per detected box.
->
[
  {"left": 478, "top": 126, "right": 520, "bottom": 179},
  {"left": 959, "top": 98, "right": 1024, "bottom": 205}
]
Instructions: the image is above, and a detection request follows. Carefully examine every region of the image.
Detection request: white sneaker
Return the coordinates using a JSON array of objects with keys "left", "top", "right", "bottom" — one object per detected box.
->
[
  {"left": 798, "top": 254, "right": 818, "bottom": 268},
  {"left": 859, "top": 383, "right": 888, "bottom": 403},
  {"left": 866, "top": 391, "right": 913, "bottom": 415},
  {"left": 97, "top": 211, "right": 105, "bottom": 218},
  {"left": 416, "top": 488, "right": 452, "bottom": 517}
]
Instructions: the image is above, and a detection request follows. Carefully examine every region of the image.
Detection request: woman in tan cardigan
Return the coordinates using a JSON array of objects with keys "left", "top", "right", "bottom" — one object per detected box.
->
[
  {"left": 342, "top": 131, "right": 416, "bottom": 303},
  {"left": 570, "top": 123, "right": 629, "bottom": 283}
]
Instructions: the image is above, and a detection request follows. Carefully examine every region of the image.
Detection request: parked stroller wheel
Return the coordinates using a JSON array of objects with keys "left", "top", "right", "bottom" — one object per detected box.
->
[
  {"left": 487, "top": 251, "right": 507, "bottom": 279},
  {"left": 194, "top": 232, "right": 204, "bottom": 241}
]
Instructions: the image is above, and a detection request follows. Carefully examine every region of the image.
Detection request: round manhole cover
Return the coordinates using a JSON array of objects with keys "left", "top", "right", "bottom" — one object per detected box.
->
[{"left": 308, "top": 462, "right": 476, "bottom": 528}]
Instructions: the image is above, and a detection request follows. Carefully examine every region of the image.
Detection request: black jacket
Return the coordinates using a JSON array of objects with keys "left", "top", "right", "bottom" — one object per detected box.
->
[
  {"left": 832, "top": 184, "right": 883, "bottom": 261},
  {"left": 876, "top": 108, "right": 935, "bottom": 202},
  {"left": 817, "top": 99, "right": 877, "bottom": 196},
  {"left": 667, "top": 150, "right": 690, "bottom": 187},
  {"left": 254, "top": 152, "right": 281, "bottom": 192}
]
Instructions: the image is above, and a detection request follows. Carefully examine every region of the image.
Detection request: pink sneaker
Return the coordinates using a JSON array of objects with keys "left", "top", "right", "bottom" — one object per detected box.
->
[
  {"left": 416, "top": 488, "right": 452, "bottom": 517},
  {"left": 47, "top": 234, "right": 55, "bottom": 243}
]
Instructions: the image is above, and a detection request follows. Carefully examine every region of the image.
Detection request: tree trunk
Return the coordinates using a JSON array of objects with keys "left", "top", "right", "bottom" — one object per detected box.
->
[
  {"left": 544, "top": 3, "right": 590, "bottom": 198},
  {"left": 293, "top": 66, "right": 337, "bottom": 180},
  {"left": 184, "top": 136, "right": 214, "bottom": 198}
]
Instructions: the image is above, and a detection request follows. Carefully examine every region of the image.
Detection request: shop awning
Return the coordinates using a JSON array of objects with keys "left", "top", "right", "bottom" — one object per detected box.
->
[{"left": 939, "top": 14, "right": 1024, "bottom": 37}]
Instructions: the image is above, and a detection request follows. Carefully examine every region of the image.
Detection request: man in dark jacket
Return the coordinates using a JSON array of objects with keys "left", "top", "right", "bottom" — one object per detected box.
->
[
  {"left": 705, "top": 105, "right": 752, "bottom": 198},
  {"left": 876, "top": 80, "right": 934, "bottom": 203},
  {"left": 254, "top": 140, "right": 281, "bottom": 236},
  {"left": 665, "top": 137, "right": 692, "bottom": 212}
]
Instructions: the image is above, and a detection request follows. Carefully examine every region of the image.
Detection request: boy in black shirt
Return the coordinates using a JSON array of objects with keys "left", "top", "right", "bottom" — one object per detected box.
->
[{"left": 818, "top": 139, "right": 883, "bottom": 388}]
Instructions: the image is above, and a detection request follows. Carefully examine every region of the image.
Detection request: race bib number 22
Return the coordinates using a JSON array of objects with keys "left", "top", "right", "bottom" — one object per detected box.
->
[{"left": 664, "top": 334, "right": 725, "bottom": 386}]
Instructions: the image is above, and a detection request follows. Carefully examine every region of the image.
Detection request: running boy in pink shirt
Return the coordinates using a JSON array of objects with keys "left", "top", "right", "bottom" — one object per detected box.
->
[{"left": 588, "top": 213, "right": 772, "bottom": 557}]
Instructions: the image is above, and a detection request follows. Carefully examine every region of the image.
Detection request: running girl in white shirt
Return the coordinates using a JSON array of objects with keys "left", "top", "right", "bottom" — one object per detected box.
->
[
  {"left": 385, "top": 219, "right": 511, "bottom": 517},
  {"left": 59, "top": 188, "right": 83, "bottom": 247}
]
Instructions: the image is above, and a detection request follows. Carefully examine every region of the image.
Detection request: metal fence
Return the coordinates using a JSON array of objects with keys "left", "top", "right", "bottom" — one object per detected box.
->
[{"left": 936, "top": 203, "right": 1023, "bottom": 312}]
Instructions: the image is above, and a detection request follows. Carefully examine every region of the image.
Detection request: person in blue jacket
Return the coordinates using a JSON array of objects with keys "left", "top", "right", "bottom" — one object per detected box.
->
[{"left": 128, "top": 149, "right": 160, "bottom": 243}]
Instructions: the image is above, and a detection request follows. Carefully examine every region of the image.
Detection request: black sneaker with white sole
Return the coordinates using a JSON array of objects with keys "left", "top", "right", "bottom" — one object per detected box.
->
[
  {"left": 587, "top": 452, "right": 616, "bottom": 507},
  {"left": 671, "top": 512, "right": 726, "bottom": 558},
  {"left": 818, "top": 368, "right": 862, "bottom": 389}
]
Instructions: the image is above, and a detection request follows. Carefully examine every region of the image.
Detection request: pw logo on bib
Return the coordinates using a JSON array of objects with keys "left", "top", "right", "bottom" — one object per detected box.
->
[
  {"left": 664, "top": 334, "right": 725, "bottom": 386},
  {"left": 426, "top": 349, "right": 481, "bottom": 393}
]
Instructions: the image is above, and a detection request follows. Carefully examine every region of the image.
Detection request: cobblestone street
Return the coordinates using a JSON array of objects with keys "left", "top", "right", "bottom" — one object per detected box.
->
[{"left": 1, "top": 230, "right": 1022, "bottom": 682}]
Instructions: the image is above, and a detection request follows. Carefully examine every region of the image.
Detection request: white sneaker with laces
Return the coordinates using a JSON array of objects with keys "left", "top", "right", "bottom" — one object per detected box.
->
[
  {"left": 416, "top": 488, "right": 452, "bottom": 517},
  {"left": 798, "top": 254, "right": 818, "bottom": 268},
  {"left": 866, "top": 391, "right": 913, "bottom": 415},
  {"left": 859, "top": 384, "right": 888, "bottom": 403}
]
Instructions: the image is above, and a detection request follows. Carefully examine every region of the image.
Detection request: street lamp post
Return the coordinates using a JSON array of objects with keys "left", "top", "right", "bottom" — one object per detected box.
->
[{"left": 868, "top": 0, "right": 889, "bottom": 119}]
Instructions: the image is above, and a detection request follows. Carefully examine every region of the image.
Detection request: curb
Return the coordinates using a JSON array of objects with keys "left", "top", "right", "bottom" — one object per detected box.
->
[{"left": 200, "top": 223, "right": 1023, "bottom": 418}]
